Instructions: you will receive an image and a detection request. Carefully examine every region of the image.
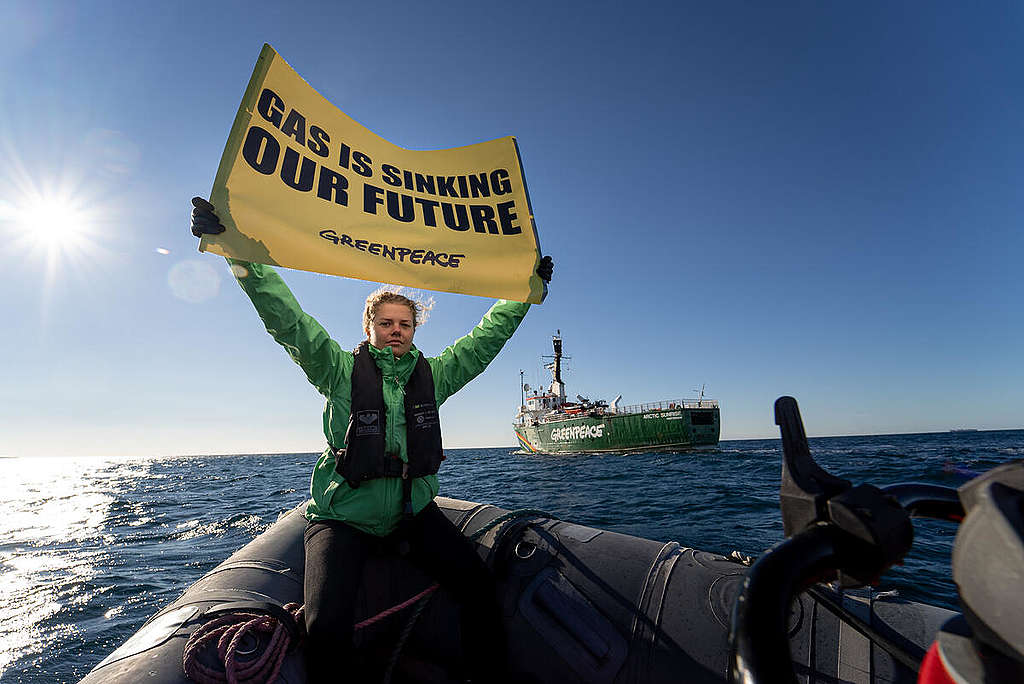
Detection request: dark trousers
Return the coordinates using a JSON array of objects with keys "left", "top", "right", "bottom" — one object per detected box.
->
[{"left": 303, "top": 501, "right": 506, "bottom": 682}]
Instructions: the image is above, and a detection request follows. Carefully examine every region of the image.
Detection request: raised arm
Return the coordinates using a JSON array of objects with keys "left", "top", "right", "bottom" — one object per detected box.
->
[
  {"left": 230, "top": 259, "right": 348, "bottom": 395},
  {"left": 428, "top": 255, "right": 551, "bottom": 403},
  {"left": 190, "top": 198, "right": 348, "bottom": 396},
  {"left": 429, "top": 299, "right": 531, "bottom": 404}
]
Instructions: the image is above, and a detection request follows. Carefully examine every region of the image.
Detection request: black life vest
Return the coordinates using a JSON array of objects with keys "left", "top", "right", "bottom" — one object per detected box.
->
[{"left": 334, "top": 341, "right": 444, "bottom": 489}]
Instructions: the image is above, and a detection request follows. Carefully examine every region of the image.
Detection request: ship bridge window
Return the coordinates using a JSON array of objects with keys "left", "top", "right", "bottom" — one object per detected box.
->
[{"left": 690, "top": 410, "right": 715, "bottom": 425}]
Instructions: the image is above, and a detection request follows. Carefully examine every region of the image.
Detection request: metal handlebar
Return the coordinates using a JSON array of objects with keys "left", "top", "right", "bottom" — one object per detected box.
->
[
  {"left": 729, "top": 524, "right": 850, "bottom": 684},
  {"left": 728, "top": 482, "right": 963, "bottom": 684},
  {"left": 729, "top": 397, "right": 964, "bottom": 684},
  {"left": 881, "top": 483, "right": 964, "bottom": 522}
]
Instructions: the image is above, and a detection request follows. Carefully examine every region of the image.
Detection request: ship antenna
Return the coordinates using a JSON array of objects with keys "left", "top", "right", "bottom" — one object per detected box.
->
[{"left": 520, "top": 369, "right": 525, "bottom": 409}]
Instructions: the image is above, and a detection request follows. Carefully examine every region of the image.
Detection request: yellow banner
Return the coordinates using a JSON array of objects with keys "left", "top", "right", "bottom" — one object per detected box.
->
[{"left": 202, "top": 44, "right": 546, "bottom": 303}]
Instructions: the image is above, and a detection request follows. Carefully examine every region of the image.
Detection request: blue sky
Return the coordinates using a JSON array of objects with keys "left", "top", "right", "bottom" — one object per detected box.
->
[{"left": 1, "top": 1, "right": 1021, "bottom": 457}]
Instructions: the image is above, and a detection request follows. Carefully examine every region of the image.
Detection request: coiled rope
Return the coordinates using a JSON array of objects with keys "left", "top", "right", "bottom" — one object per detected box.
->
[
  {"left": 183, "top": 602, "right": 304, "bottom": 684},
  {"left": 183, "top": 508, "right": 553, "bottom": 684}
]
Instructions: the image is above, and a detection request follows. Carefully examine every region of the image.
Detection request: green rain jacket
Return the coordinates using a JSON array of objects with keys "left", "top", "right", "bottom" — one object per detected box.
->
[{"left": 230, "top": 260, "right": 530, "bottom": 536}]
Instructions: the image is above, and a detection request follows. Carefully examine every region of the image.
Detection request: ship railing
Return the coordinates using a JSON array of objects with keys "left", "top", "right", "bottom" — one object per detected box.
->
[
  {"left": 523, "top": 399, "right": 719, "bottom": 424},
  {"left": 612, "top": 399, "right": 719, "bottom": 415}
]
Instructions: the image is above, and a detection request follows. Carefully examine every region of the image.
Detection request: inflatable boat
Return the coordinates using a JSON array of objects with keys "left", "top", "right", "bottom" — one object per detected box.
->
[
  {"left": 79, "top": 495, "right": 952, "bottom": 684},
  {"left": 79, "top": 398, "right": 1024, "bottom": 683}
]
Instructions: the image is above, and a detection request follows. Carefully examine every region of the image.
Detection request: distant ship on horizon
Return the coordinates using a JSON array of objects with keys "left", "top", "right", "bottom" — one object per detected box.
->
[
  {"left": 949, "top": 428, "right": 980, "bottom": 434},
  {"left": 513, "top": 332, "right": 720, "bottom": 454}
]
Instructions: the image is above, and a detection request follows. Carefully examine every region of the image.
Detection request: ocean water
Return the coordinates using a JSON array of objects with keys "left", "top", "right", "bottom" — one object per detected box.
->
[{"left": 1, "top": 429, "right": 1021, "bottom": 683}]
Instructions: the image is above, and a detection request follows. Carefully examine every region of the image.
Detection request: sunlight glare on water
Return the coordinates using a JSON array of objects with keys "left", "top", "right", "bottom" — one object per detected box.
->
[{"left": 0, "top": 457, "right": 145, "bottom": 677}]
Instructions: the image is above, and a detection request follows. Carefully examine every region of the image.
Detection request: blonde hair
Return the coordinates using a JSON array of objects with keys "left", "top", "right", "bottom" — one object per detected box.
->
[{"left": 362, "top": 286, "right": 434, "bottom": 333}]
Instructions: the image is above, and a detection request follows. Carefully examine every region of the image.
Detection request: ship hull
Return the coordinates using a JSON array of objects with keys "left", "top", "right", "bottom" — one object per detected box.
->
[{"left": 514, "top": 406, "right": 720, "bottom": 454}]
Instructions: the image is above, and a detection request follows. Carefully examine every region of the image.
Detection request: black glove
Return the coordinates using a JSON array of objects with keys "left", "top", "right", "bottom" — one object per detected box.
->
[
  {"left": 190, "top": 197, "right": 225, "bottom": 237},
  {"left": 536, "top": 255, "right": 553, "bottom": 282}
]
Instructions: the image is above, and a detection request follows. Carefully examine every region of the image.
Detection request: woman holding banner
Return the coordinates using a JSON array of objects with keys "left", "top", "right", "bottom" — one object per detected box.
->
[{"left": 191, "top": 197, "right": 552, "bottom": 682}]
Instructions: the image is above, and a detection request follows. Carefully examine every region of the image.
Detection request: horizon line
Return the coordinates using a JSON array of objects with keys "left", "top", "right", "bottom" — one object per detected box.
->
[{"left": 4, "top": 426, "right": 1021, "bottom": 459}]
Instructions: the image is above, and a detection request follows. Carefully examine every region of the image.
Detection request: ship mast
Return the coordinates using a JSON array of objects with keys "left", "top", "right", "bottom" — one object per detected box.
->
[
  {"left": 542, "top": 330, "right": 568, "bottom": 405},
  {"left": 551, "top": 334, "right": 563, "bottom": 384}
]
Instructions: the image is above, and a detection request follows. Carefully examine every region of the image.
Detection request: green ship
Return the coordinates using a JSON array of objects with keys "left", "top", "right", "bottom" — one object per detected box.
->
[{"left": 513, "top": 333, "right": 720, "bottom": 454}]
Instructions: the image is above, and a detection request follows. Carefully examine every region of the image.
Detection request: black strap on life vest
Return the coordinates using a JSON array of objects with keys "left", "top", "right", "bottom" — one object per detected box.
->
[{"left": 334, "top": 341, "right": 444, "bottom": 517}]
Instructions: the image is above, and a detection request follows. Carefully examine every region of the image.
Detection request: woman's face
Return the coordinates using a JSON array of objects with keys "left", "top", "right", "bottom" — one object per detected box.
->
[{"left": 366, "top": 302, "right": 415, "bottom": 357}]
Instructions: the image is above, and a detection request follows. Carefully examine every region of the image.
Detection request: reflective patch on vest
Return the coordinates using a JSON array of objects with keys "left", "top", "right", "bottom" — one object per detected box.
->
[
  {"left": 411, "top": 403, "right": 439, "bottom": 430},
  {"left": 354, "top": 410, "right": 382, "bottom": 436}
]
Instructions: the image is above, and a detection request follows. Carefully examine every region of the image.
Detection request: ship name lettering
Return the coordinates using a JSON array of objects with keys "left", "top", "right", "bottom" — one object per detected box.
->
[{"left": 550, "top": 424, "right": 605, "bottom": 441}]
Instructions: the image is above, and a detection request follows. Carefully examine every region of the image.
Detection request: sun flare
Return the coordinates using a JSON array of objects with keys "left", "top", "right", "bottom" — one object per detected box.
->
[
  {"left": 15, "top": 194, "right": 91, "bottom": 247},
  {"left": 0, "top": 178, "right": 107, "bottom": 292}
]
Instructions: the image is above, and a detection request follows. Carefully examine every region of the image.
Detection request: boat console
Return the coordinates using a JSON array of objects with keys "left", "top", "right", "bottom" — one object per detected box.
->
[{"left": 729, "top": 396, "right": 1024, "bottom": 684}]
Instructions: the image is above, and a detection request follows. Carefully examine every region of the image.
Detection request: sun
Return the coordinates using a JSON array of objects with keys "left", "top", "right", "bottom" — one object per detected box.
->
[
  {"left": 0, "top": 182, "right": 105, "bottom": 276},
  {"left": 0, "top": 181, "right": 106, "bottom": 293},
  {"left": 14, "top": 193, "right": 92, "bottom": 247},
  {"left": 0, "top": 144, "right": 116, "bottom": 296}
]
